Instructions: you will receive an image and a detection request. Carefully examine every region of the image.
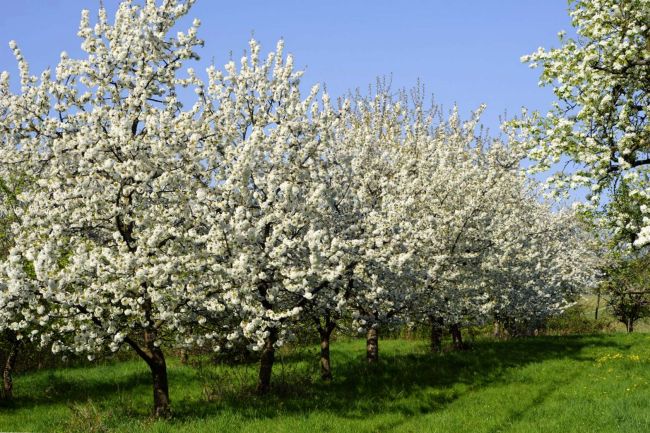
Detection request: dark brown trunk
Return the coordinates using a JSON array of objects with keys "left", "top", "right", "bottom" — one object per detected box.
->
[
  {"left": 319, "top": 322, "right": 336, "bottom": 380},
  {"left": 366, "top": 327, "right": 379, "bottom": 363},
  {"left": 149, "top": 345, "right": 170, "bottom": 418},
  {"left": 450, "top": 323, "right": 464, "bottom": 350},
  {"left": 594, "top": 289, "right": 601, "bottom": 320},
  {"left": 320, "top": 332, "right": 332, "bottom": 381},
  {"left": 627, "top": 318, "right": 634, "bottom": 333},
  {"left": 2, "top": 334, "right": 19, "bottom": 401},
  {"left": 429, "top": 317, "right": 444, "bottom": 352},
  {"left": 125, "top": 330, "right": 171, "bottom": 418},
  {"left": 257, "top": 328, "right": 278, "bottom": 394}
]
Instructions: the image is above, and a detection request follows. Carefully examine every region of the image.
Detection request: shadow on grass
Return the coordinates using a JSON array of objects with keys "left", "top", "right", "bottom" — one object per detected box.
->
[
  {"left": 173, "top": 334, "right": 631, "bottom": 423},
  {"left": 0, "top": 364, "right": 196, "bottom": 412},
  {"left": 1, "top": 334, "right": 633, "bottom": 424}
]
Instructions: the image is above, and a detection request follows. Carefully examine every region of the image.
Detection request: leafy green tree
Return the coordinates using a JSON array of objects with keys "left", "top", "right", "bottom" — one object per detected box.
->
[{"left": 602, "top": 254, "right": 650, "bottom": 332}]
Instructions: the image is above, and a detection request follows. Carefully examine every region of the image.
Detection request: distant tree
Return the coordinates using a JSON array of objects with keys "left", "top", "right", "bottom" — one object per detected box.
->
[
  {"left": 603, "top": 254, "right": 650, "bottom": 332},
  {"left": 581, "top": 182, "right": 649, "bottom": 321}
]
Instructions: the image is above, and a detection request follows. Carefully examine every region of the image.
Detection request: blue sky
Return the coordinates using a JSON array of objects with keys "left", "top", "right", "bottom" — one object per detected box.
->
[{"left": 0, "top": 0, "right": 573, "bottom": 134}]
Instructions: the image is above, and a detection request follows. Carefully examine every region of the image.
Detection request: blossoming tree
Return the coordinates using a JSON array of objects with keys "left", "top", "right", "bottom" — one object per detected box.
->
[
  {"left": 507, "top": 0, "right": 649, "bottom": 248},
  {"left": 0, "top": 0, "right": 234, "bottom": 417},
  {"left": 196, "top": 39, "right": 360, "bottom": 392}
]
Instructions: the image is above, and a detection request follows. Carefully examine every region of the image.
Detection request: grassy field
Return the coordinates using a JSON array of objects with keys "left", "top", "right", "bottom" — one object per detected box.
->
[{"left": 2, "top": 334, "right": 650, "bottom": 432}]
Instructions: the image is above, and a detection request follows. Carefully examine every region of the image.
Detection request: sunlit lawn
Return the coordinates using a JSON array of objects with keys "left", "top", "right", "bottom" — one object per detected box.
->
[{"left": 2, "top": 334, "right": 650, "bottom": 432}]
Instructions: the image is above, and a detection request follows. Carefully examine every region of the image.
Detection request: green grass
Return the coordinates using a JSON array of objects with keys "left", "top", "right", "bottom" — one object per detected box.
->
[{"left": 3, "top": 334, "right": 650, "bottom": 432}]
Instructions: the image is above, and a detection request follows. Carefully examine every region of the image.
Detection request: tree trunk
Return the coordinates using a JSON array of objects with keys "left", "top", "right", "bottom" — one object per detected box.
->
[
  {"left": 126, "top": 332, "right": 171, "bottom": 418},
  {"left": 366, "top": 327, "right": 379, "bottom": 363},
  {"left": 450, "top": 323, "right": 464, "bottom": 350},
  {"left": 2, "top": 333, "right": 19, "bottom": 401},
  {"left": 319, "top": 323, "right": 336, "bottom": 381},
  {"left": 493, "top": 320, "right": 501, "bottom": 339},
  {"left": 257, "top": 328, "right": 278, "bottom": 394},
  {"left": 429, "top": 317, "right": 444, "bottom": 352},
  {"left": 179, "top": 349, "right": 188, "bottom": 365},
  {"left": 627, "top": 318, "right": 634, "bottom": 333},
  {"left": 594, "top": 289, "right": 601, "bottom": 320},
  {"left": 149, "top": 345, "right": 170, "bottom": 418}
]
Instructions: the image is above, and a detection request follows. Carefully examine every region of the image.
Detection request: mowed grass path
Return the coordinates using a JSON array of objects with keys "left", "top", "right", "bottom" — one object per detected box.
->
[{"left": 2, "top": 334, "right": 650, "bottom": 432}]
